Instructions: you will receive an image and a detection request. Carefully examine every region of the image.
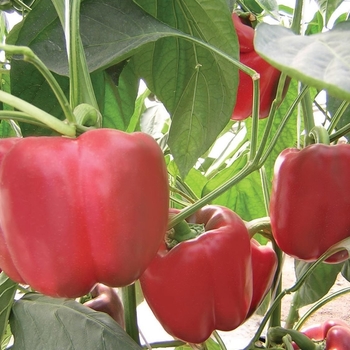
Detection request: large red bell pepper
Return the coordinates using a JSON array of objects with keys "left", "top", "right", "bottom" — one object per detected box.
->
[
  {"left": 0, "top": 129, "right": 169, "bottom": 298},
  {"left": 270, "top": 144, "right": 350, "bottom": 263},
  {"left": 247, "top": 239, "right": 278, "bottom": 317},
  {"left": 140, "top": 205, "right": 253, "bottom": 344},
  {"left": 231, "top": 13, "right": 281, "bottom": 120}
]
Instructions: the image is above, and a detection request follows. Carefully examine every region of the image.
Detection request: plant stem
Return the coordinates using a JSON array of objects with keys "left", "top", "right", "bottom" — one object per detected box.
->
[
  {"left": 122, "top": 284, "right": 141, "bottom": 345},
  {"left": 65, "top": 0, "right": 98, "bottom": 110},
  {"left": 294, "top": 286, "right": 350, "bottom": 330},
  {"left": 0, "top": 90, "right": 75, "bottom": 136},
  {"left": 245, "top": 244, "right": 347, "bottom": 349},
  {"left": 0, "top": 44, "right": 75, "bottom": 124},
  {"left": 169, "top": 86, "right": 309, "bottom": 229}
]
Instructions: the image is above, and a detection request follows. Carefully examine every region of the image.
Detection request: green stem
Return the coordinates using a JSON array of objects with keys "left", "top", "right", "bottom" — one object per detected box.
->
[
  {"left": 0, "top": 90, "right": 75, "bottom": 136},
  {"left": 294, "top": 286, "right": 350, "bottom": 330},
  {"left": 245, "top": 245, "right": 346, "bottom": 349},
  {"left": 0, "top": 111, "right": 50, "bottom": 128},
  {"left": 329, "top": 123, "right": 350, "bottom": 142},
  {"left": 268, "top": 327, "right": 317, "bottom": 350},
  {"left": 284, "top": 292, "right": 300, "bottom": 329},
  {"left": 122, "top": 284, "right": 141, "bottom": 345},
  {"left": 327, "top": 100, "right": 350, "bottom": 134},
  {"left": 212, "top": 331, "right": 227, "bottom": 350},
  {"left": 291, "top": 0, "right": 304, "bottom": 34},
  {"left": 65, "top": 0, "right": 99, "bottom": 109},
  {"left": 268, "top": 243, "right": 283, "bottom": 328},
  {"left": 249, "top": 75, "right": 261, "bottom": 161},
  {"left": 168, "top": 163, "right": 257, "bottom": 229},
  {"left": 245, "top": 217, "right": 271, "bottom": 239},
  {"left": 301, "top": 88, "right": 315, "bottom": 145},
  {"left": 169, "top": 86, "right": 310, "bottom": 230},
  {"left": 258, "top": 85, "right": 310, "bottom": 166},
  {"left": 141, "top": 340, "right": 185, "bottom": 349},
  {"left": 308, "top": 125, "right": 330, "bottom": 145},
  {"left": 0, "top": 44, "right": 75, "bottom": 123}
]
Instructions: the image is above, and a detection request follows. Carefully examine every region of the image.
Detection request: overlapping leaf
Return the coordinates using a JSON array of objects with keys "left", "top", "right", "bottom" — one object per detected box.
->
[
  {"left": 10, "top": 293, "right": 142, "bottom": 350},
  {"left": 255, "top": 21, "right": 350, "bottom": 102}
]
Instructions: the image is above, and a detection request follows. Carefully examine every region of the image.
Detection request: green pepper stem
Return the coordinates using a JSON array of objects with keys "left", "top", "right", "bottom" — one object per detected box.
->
[
  {"left": 0, "top": 90, "right": 76, "bottom": 136},
  {"left": 308, "top": 125, "right": 330, "bottom": 145},
  {"left": 268, "top": 327, "right": 317, "bottom": 350}
]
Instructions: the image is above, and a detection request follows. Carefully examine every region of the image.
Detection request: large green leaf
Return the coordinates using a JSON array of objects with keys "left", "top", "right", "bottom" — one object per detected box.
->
[
  {"left": 254, "top": 21, "right": 350, "bottom": 102},
  {"left": 10, "top": 293, "right": 142, "bottom": 350},
  {"left": 8, "top": 0, "right": 181, "bottom": 75},
  {"left": 293, "top": 260, "right": 343, "bottom": 308},
  {"left": 133, "top": 0, "right": 239, "bottom": 177}
]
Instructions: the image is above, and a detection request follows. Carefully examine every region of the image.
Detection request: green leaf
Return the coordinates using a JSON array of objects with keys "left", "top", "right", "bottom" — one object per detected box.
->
[
  {"left": 133, "top": 0, "right": 239, "bottom": 177},
  {"left": 254, "top": 22, "right": 350, "bottom": 102},
  {"left": 202, "top": 153, "right": 266, "bottom": 221},
  {"left": 326, "top": 93, "right": 350, "bottom": 140},
  {"left": 0, "top": 273, "right": 17, "bottom": 347},
  {"left": 314, "top": 0, "right": 344, "bottom": 25},
  {"left": 8, "top": 0, "right": 181, "bottom": 76},
  {"left": 10, "top": 293, "right": 142, "bottom": 350},
  {"left": 102, "top": 63, "right": 139, "bottom": 131},
  {"left": 293, "top": 260, "right": 343, "bottom": 308},
  {"left": 305, "top": 11, "right": 324, "bottom": 35},
  {"left": 9, "top": 60, "right": 69, "bottom": 136},
  {"left": 255, "top": 0, "right": 279, "bottom": 18}
]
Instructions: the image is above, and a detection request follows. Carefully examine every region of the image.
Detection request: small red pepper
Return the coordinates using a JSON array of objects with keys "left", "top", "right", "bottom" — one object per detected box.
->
[
  {"left": 140, "top": 205, "right": 253, "bottom": 344},
  {"left": 231, "top": 13, "right": 281, "bottom": 120},
  {"left": 84, "top": 283, "right": 125, "bottom": 329},
  {"left": 0, "top": 129, "right": 169, "bottom": 298},
  {"left": 293, "top": 319, "right": 350, "bottom": 350},
  {"left": 270, "top": 144, "right": 350, "bottom": 263},
  {"left": 325, "top": 325, "right": 350, "bottom": 350},
  {"left": 247, "top": 239, "right": 278, "bottom": 318}
]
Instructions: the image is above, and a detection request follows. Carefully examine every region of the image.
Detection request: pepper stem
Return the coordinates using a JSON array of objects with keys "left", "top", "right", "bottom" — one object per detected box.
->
[
  {"left": 308, "top": 126, "right": 330, "bottom": 145},
  {"left": 166, "top": 220, "right": 205, "bottom": 249}
]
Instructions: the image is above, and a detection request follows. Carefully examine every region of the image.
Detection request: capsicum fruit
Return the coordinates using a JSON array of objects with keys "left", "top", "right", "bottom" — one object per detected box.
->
[
  {"left": 247, "top": 239, "right": 278, "bottom": 317},
  {"left": 270, "top": 144, "right": 350, "bottom": 263},
  {"left": 293, "top": 319, "right": 350, "bottom": 350},
  {"left": 0, "top": 129, "right": 169, "bottom": 298},
  {"left": 231, "top": 13, "right": 281, "bottom": 120},
  {"left": 140, "top": 205, "right": 253, "bottom": 344}
]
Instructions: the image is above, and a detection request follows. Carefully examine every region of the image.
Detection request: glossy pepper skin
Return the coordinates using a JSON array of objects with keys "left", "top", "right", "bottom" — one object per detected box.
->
[
  {"left": 140, "top": 205, "right": 253, "bottom": 344},
  {"left": 0, "top": 129, "right": 169, "bottom": 298},
  {"left": 247, "top": 239, "right": 278, "bottom": 317},
  {"left": 231, "top": 13, "right": 281, "bottom": 120},
  {"left": 270, "top": 144, "right": 350, "bottom": 263}
]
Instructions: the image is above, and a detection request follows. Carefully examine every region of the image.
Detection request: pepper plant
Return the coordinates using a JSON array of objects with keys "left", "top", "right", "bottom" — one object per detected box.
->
[{"left": 0, "top": 0, "right": 349, "bottom": 349}]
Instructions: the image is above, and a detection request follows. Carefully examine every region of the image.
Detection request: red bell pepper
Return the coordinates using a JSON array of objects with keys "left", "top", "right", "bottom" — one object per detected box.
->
[
  {"left": 293, "top": 319, "right": 350, "bottom": 350},
  {"left": 140, "top": 205, "right": 253, "bottom": 344},
  {"left": 84, "top": 283, "right": 125, "bottom": 329},
  {"left": 231, "top": 13, "right": 281, "bottom": 120},
  {"left": 247, "top": 239, "right": 278, "bottom": 317},
  {"left": 0, "top": 129, "right": 169, "bottom": 298},
  {"left": 325, "top": 325, "right": 350, "bottom": 350},
  {"left": 270, "top": 144, "right": 350, "bottom": 263}
]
